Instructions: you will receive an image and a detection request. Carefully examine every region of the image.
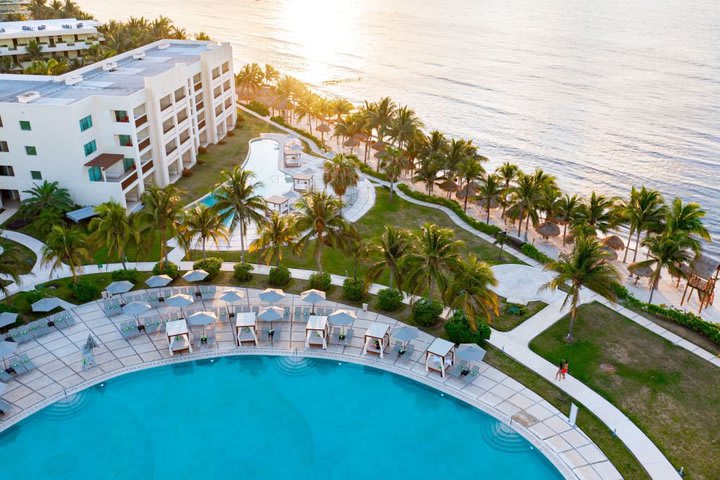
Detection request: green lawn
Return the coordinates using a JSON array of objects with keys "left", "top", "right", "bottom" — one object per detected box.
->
[
  {"left": 191, "top": 187, "right": 520, "bottom": 289},
  {"left": 529, "top": 301, "right": 720, "bottom": 480},
  {"left": 492, "top": 299, "right": 547, "bottom": 332},
  {"left": 174, "top": 111, "right": 285, "bottom": 204},
  {"left": 2, "top": 238, "right": 37, "bottom": 275}
]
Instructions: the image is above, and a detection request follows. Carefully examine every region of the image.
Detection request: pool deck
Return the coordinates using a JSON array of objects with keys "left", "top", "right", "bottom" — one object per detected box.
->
[{"left": 0, "top": 286, "right": 619, "bottom": 480}]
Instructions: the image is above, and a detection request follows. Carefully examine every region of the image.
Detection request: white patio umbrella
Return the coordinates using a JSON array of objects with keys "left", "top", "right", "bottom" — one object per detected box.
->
[
  {"left": 258, "top": 288, "right": 286, "bottom": 305},
  {"left": 145, "top": 274, "right": 173, "bottom": 288},
  {"left": 166, "top": 293, "right": 193, "bottom": 315},
  {"left": 392, "top": 326, "right": 419, "bottom": 345},
  {"left": 31, "top": 297, "right": 63, "bottom": 313},
  {"left": 456, "top": 343, "right": 487, "bottom": 363},
  {"left": 300, "top": 289, "right": 326, "bottom": 313},
  {"left": 106, "top": 281, "right": 134, "bottom": 295},
  {"left": 328, "top": 309, "right": 356, "bottom": 338},
  {"left": 188, "top": 311, "right": 218, "bottom": 336},
  {"left": 257, "top": 306, "right": 284, "bottom": 329},
  {"left": 182, "top": 269, "right": 209, "bottom": 282},
  {"left": 0, "top": 340, "right": 18, "bottom": 369},
  {"left": 219, "top": 289, "right": 245, "bottom": 317},
  {"left": 0, "top": 312, "right": 18, "bottom": 328},
  {"left": 122, "top": 301, "right": 151, "bottom": 317}
]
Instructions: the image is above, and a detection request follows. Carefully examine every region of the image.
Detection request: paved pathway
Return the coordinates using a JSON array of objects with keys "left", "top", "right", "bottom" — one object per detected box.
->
[{"left": 0, "top": 286, "right": 621, "bottom": 480}]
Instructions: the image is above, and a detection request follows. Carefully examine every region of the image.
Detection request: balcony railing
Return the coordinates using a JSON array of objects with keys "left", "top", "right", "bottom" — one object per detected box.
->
[
  {"left": 138, "top": 137, "right": 150, "bottom": 151},
  {"left": 134, "top": 114, "right": 147, "bottom": 127},
  {"left": 121, "top": 172, "right": 138, "bottom": 190},
  {"left": 142, "top": 161, "right": 154, "bottom": 173}
]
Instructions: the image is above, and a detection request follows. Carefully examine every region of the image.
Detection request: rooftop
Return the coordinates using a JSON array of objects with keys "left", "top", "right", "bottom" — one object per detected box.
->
[
  {"left": 0, "top": 18, "right": 101, "bottom": 38},
  {"left": 0, "top": 40, "right": 216, "bottom": 105}
]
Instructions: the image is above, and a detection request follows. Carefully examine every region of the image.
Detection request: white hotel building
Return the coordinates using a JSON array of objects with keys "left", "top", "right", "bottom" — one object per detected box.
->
[{"left": 0, "top": 39, "right": 237, "bottom": 211}]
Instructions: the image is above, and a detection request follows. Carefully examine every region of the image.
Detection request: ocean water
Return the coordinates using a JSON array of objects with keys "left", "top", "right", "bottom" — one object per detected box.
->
[
  {"left": 0, "top": 356, "right": 562, "bottom": 479},
  {"left": 81, "top": 0, "right": 720, "bottom": 257}
]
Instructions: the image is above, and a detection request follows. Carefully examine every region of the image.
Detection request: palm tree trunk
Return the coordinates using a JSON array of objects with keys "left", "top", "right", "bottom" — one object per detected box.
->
[
  {"left": 566, "top": 305, "right": 577, "bottom": 342},
  {"left": 648, "top": 275, "right": 659, "bottom": 304},
  {"left": 202, "top": 238, "right": 207, "bottom": 259},
  {"left": 517, "top": 217, "right": 522, "bottom": 237},
  {"left": 524, "top": 216, "right": 531, "bottom": 241},
  {"left": 119, "top": 245, "right": 127, "bottom": 270},
  {"left": 622, "top": 227, "right": 635, "bottom": 263},
  {"left": 389, "top": 182, "right": 394, "bottom": 201},
  {"left": 389, "top": 269, "right": 395, "bottom": 289},
  {"left": 486, "top": 205, "right": 491, "bottom": 224},
  {"left": 463, "top": 190, "right": 469, "bottom": 212},
  {"left": 633, "top": 230, "right": 642, "bottom": 262},
  {"left": 239, "top": 223, "right": 246, "bottom": 263},
  {"left": 562, "top": 224, "right": 567, "bottom": 246},
  {"left": 314, "top": 234, "right": 323, "bottom": 273}
]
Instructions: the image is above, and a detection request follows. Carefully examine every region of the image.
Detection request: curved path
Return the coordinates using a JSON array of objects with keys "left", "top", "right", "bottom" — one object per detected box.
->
[{"left": 0, "top": 286, "right": 620, "bottom": 480}]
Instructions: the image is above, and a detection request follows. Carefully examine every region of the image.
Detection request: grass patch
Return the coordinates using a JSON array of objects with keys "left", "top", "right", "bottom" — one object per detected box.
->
[
  {"left": 492, "top": 299, "right": 547, "bottom": 332},
  {"left": 174, "top": 112, "right": 285, "bottom": 204},
  {"left": 2, "top": 239, "right": 37, "bottom": 275},
  {"left": 529, "top": 301, "right": 719, "bottom": 479}
]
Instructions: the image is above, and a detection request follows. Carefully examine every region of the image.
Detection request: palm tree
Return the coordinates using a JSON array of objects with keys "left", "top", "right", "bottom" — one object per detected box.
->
[
  {"left": 0, "top": 242, "right": 23, "bottom": 295},
  {"left": 248, "top": 211, "right": 295, "bottom": 267},
  {"left": 413, "top": 159, "right": 441, "bottom": 194},
  {"left": 445, "top": 255, "right": 499, "bottom": 329},
  {"left": 636, "top": 233, "right": 694, "bottom": 303},
  {"left": 618, "top": 186, "right": 665, "bottom": 262},
  {"left": 664, "top": 198, "right": 710, "bottom": 256},
  {"left": 543, "top": 236, "right": 621, "bottom": 341},
  {"left": 139, "top": 184, "right": 183, "bottom": 266},
  {"left": 388, "top": 106, "right": 423, "bottom": 148},
  {"left": 344, "top": 228, "right": 371, "bottom": 282},
  {"left": 330, "top": 97, "right": 353, "bottom": 122},
  {"left": 88, "top": 201, "right": 137, "bottom": 269},
  {"left": 496, "top": 162, "right": 519, "bottom": 218},
  {"left": 194, "top": 32, "right": 211, "bottom": 41},
  {"left": 24, "top": 40, "right": 44, "bottom": 62},
  {"left": 293, "top": 191, "right": 348, "bottom": 273},
  {"left": 555, "top": 193, "right": 583, "bottom": 246},
  {"left": 214, "top": 167, "right": 267, "bottom": 262},
  {"left": 20, "top": 180, "right": 73, "bottom": 218},
  {"left": 405, "top": 223, "right": 464, "bottom": 298},
  {"left": 578, "top": 191, "right": 618, "bottom": 234},
  {"left": 235, "top": 63, "right": 263, "bottom": 98},
  {"left": 365, "top": 97, "right": 397, "bottom": 144},
  {"left": 377, "top": 146, "right": 404, "bottom": 201},
  {"left": 323, "top": 154, "right": 359, "bottom": 212},
  {"left": 507, "top": 172, "right": 541, "bottom": 239},
  {"left": 263, "top": 64, "right": 279, "bottom": 85},
  {"left": 180, "top": 204, "right": 229, "bottom": 258},
  {"left": 42, "top": 225, "right": 90, "bottom": 284},
  {"left": 476, "top": 173, "right": 503, "bottom": 222},
  {"left": 456, "top": 157, "right": 485, "bottom": 211},
  {"left": 365, "top": 226, "right": 412, "bottom": 291}
]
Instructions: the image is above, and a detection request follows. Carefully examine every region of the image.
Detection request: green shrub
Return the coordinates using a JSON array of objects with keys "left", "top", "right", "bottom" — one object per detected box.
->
[
  {"left": 520, "top": 243, "right": 553, "bottom": 264},
  {"left": 152, "top": 261, "right": 180, "bottom": 279},
  {"left": 73, "top": 279, "right": 101, "bottom": 303},
  {"left": 0, "top": 303, "right": 18, "bottom": 313},
  {"left": 342, "top": 278, "right": 365, "bottom": 301},
  {"left": 22, "top": 288, "right": 48, "bottom": 305},
  {"left": 192, "top": 257, "right": 223, "bottom": 280},
  {"left": 377, "top": 288, "right": 403, "bottom": 312},
  {"left": 111, "top": 269, "right": 139, "bottom": 282},
  {"left": 233, "top": 262, "right": 254, "bottom": 282},
  {"left": 396, "top": 184, "right": 502, "bottom": 237},
  {"left": 444, "top": 310, "right": 491, "bottom": 344},
  {"left": 309, "top": 272, "right": 332, "bottom": 291},
  {"left": 268, "top": 265, "right": 291, "bottom": 287},
  {"left": 244, "top": 100, "right": 270, "bottom": 117},
  {"left": 412, "top": 297, "right": 444, "bottom": 326},
  {"left": 349, "top": 157, "right": 388, "bottom": 181}
]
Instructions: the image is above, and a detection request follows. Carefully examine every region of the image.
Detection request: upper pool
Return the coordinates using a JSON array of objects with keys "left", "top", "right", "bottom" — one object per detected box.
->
[{"left": 0, "top": 356, "right": 562, "bottom": 479}]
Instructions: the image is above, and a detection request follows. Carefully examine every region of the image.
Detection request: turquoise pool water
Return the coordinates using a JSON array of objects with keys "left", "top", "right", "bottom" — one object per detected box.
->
[{"left": 0, "top": 356, "right": 562, "bottom": 479}]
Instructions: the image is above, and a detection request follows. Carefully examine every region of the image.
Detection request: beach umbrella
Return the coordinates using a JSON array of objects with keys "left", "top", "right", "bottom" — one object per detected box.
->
[
  {"left": 258, "top": 288, "right": 285, "bottom": 304},
  {"left": 258, "top": 306, "right": 284, "bottom": 329},
  {"left": 219, "top": 289, "right": 245, "bottom": 317},
  {"left": 83, "top": 335, "right": 98, "bottom": 352},
  {"left": 166, "top": 294, "right": 194, "bottom": 308},
  {"left": 353, "top": 132, "right": 367, "bottom": 142},
  {"left": 300, "top": 289, "right": 326, "bottom": 314},
  {"left": 145, "top": 274, "right": 173, "bottom": 288},
  {"left": 316, "top": 123, "right": 331, "bottom": 134},
  {"left": 456, "top": 182, "right": 480, "bottom": 200},
  {"left": 182, "top": 269, "right": 209, "bottom": 283},
  {"left": 327, "top": 309, "right": 356, "bottom": 326},
  {"left": 600, "top": 245, "right": 618, "bottom": 261},
  {"left": 628, "top": 262, "right": 653, "bottom": 278},
  {"left": 688, "top": 255, "right": 720, "bottom": 279},
  {"left": 31, "top": 297, "right": 62, "bottom": 313},
  {"left": 0, "top": 312, "right": 18, "bottom": 328},
  {"left": 343, "top": 138, "right": 360, "bottom": 148},
  {"left": 456, "top": 343, "right": 487, "bottom": 363},
  {"left": 601, "top": 235, "right": 625, "bottom": 251},
  {"left": 437, "top": 179, "right": 459, "bottom": 196},
  {"left": 0, "top": 340, "right": 18, "bottom": 368},
  {"left": 188, "top": 311, "right": 218, "bottom": 336},
  {"left": 536, "top": 222, "right": 560, "bottom": 240},
  {"left": 371, "top": 140, "right": 385, "bottom": 151},
  {"left": 122, "top": 301, "right": 151, "bottom": 316},
  {"left": 392, "top": 326, "right": 419, "bottom": 345},
  {"left": 106, "top": 281, "right": 134, "bottom": 295},
  {"left": 476, "top": 197, "right": 499, "bottom": 209}
]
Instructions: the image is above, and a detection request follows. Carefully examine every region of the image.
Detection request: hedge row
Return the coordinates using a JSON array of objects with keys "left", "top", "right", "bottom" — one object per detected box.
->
[
  {"left": 396, "top": 184, "right": 502, "bottom": 237},
  {"left": 243, "top": 100, "right": 270, "bottom": 117},
  {"left": 350, "top": 158, "right": 389, "bottom": 182},
  {"left": 612, "top": 284, "right": 720, "bottom": 347},
  {"left": 520, "top": 243, "right": 554, "bottom": 265},
  {"left": 269, "top": 116, "right": 329, "bottom": 151}
]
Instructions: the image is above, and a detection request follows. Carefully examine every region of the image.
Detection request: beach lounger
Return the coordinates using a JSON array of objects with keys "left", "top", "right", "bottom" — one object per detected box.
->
[
  {"left": 283, "top": 307, "right": 290, "bottom": 321},
  {"left": 120, "top": 320, "right": 140, "bottom": 339},
  {"left": 0, "top": 370, "right": 13, "bottom": 382},
  {"left": 302, "top": 307, "right": 310, "bottom": 319},
  {"left": 206, "top": 328, "right": 216, "bottom": 348},
  {"left": 294, "top": 306, "right": 301, "bottom": 320},
  {"left": 10, "top": 354, "right": 34, "bottom": 375},
  {"left": 469, "top": 365, "right": 481, "bottom": 376},
  {"left": 0, "top": 398, "right": 11, "bottom": 416},
  {"left": 7, "top": 326, "right": 32, "bottom": 343},
  {"left": 143, "top": 318, "right": 162, "bottom": 334}
]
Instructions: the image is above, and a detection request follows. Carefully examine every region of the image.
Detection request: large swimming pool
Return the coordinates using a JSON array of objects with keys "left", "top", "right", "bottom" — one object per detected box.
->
[{"left": 0, "top": 356, "right": 562, "bottom": 479}]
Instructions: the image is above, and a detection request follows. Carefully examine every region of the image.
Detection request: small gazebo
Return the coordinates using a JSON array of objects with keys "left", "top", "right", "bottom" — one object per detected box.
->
[
  {"left": 293, "top": 172, "right": 314, "bottom": 192},
  {"left": 266, "top": 195, "right": 290, "bottom": 215},
  {"left": 305, "top": 315, "right": 329, "bottom": 350},
  {"left": 362, "top": 322, "right": 391, "bottom": 359},
  {"left": 284, "top": 142, "right": 302, "bottom": 167},
  {"left": 166, "top": 319, "right": 192, "bottom": 355},
  {"left": 425, "top": 338, "right": 455, "bottom": 377},
  {"left": 235, "top": 311, "right": 258, "bottom": 346}
]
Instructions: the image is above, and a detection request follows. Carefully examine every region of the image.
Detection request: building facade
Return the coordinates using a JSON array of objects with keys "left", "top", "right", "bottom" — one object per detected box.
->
[
  {"left": 0, "top": 0, "right": 28, "bottom": 20},
  {"left": 0, "top": 18, "right": 102, "bottom": 68},
  {"left": 0, "top": 39, "right": 237, "bottom": 210}
]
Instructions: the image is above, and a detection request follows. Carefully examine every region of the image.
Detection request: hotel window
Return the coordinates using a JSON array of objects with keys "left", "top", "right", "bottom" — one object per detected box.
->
[
  {"left": 0, "top": 141, "right": 8, "bottom": 152},
  {"left": 19, "top": 120, "right": 31, "bottom": 131},
  {"left": 0, "top": 165, "right": 15, "bottom": 176},
  {"left": 25, "top": 146, "right": 37, "bottom": 155},
  {"left": 30, "top": 170, "right": 42, "bottom": 180},
  {"left": 123, "top": 157, "right": 135, "bottom": 172},
  {"left": 114, "top": 110, "right": 129, "bottom": 123},
  {"left": 118, "top": 135, "right": 132, "bottom": 147},
  {"left": 88, "top": 166, "right": 102, "bottom": 182},
  {"left": 83, "top": 140, "right": 97, "bottom": 156},
  {"left": 0, "top": 116, "right": 3, "bottom": 127},
  {"left": 79, "top": 115, "right": 93, "bottom": 131}
]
